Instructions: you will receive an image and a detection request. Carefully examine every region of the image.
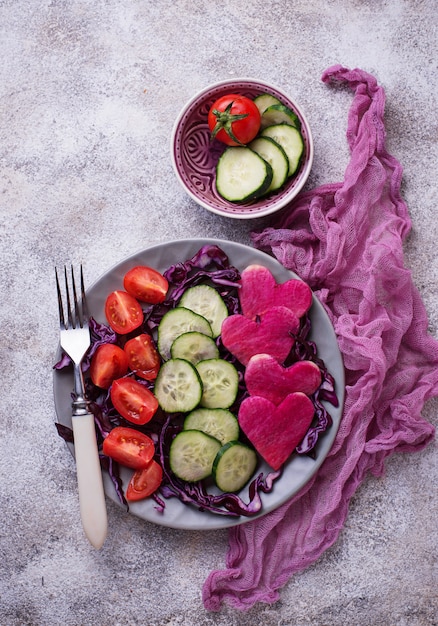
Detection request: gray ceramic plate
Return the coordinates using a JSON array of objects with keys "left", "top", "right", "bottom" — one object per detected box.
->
[{"left": 53, "top": 238, "right": 344, "bottom": 530}]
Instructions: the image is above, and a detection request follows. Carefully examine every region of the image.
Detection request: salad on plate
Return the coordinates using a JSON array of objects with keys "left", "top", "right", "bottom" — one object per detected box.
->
[{"left": 54, "top": 241, "right": 341, "bottom": 527}]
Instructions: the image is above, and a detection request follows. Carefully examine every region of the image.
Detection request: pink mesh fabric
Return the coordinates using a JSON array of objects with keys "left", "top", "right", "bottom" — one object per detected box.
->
[{"left": 202, "top": 66, "right": 437, "bottom": 611}]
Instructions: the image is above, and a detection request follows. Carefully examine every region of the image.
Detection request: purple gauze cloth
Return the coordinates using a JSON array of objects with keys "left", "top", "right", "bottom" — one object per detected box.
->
[{"left": 202, "top": 66, "right": 438, "bottom": 611}]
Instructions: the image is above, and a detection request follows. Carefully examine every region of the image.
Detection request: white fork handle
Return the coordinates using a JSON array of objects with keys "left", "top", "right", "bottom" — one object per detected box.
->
[{"left": 72, "top": 413, "right": 108, "bottom": 549}]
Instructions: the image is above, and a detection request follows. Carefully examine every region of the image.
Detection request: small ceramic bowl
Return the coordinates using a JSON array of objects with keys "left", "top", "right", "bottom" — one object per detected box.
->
[{"left": 171, "top": 78, "right": 314, "bottom": 219}]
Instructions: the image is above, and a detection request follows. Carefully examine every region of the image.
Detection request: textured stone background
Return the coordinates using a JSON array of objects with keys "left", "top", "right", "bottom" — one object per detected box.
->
[{"left": 0, "top": 1, "right": 437, "bottom": 624}]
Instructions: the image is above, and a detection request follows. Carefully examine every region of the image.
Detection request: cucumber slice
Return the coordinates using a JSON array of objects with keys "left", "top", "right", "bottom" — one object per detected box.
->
[
  {"left": 178, "top": 284, "right": 228, "bottom": 338},
  {"left": 169, "top": 430, "right": 222, "bottom": 482},
  {"left": 260, "top": 104, "right": 300, "bottom": 130},
  {"left": 249, "top": 136, "right": 289, "bottom": 193},
  {"left": 212, "top": 441, "right": 258, "bottom": 492},
  {"left": 253, "top": 93, "right": 282, "bottom": 115},
  {"left": 261, "top": 124, "right": 304, "bottom": 177},
  {"left": 216, "top": 146, "right": 273, "bottom": 202},
  {"left": 170, "top": 331, "right": 219, "bottom": 365},
  {"left": 157, "top": 307, "right": 212, "bottom": 360},
  {"left": 196, "top": 359, "right": 239, "bottom": 409},
  {"left": 183, "top": 408, "right": 239, "bottom": 445},
  {"left": 154, "top": 358, "right": 202, "bottom": 413}
]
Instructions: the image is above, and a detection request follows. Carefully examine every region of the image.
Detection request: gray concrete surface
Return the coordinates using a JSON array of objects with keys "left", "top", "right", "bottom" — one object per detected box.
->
[{"left": 1, "top": 1, "right": 437, "bottom": 624}]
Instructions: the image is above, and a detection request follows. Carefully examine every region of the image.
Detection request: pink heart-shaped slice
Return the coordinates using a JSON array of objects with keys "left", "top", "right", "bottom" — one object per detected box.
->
[
  {"left": 238, "top": 393, "right": 315, "bottom": 470},
  {"left": 239, "top": 264, "right": 313, "bottom": 320},
  {"left": 245, "top": 354, "right": 322, "bottom": 404},
  {"left": 221, "top": 306, "right": 299, "bottom": 366}
]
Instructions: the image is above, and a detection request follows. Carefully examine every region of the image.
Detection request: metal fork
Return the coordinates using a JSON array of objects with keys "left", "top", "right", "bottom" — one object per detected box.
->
[{"left": 56, "top": 265, "right": 108, "bottom": 549}]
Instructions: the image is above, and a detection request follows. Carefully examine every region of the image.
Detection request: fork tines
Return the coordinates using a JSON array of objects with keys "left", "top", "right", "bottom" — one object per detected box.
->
[{"left": 55, "top": 265, "right": 88, "bottom": 330}]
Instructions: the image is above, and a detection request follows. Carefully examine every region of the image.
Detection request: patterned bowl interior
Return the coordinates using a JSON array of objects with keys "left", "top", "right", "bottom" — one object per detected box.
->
[{"left": 171, "top": 79, "right": 313, "bottom": 219}]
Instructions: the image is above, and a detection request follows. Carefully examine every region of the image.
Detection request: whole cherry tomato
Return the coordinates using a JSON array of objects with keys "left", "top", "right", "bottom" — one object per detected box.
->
[{"left": 208, "top": 93, "right": 261, "bottom": 146}]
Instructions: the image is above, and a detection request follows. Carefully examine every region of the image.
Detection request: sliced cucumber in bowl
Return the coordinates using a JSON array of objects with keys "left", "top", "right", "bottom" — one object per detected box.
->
[
  {"left": 253, "top": 93, "right": 282, "bottom": 115},
  {"left": 249, "top": 136, "right": 289, "bottom": 193},
  {"left": 260, "top": 104, "right": 300, "bottom": 130},
  {"left": 261, "top": 123, "right": 304, "bottom": 177},
  {"left": 216, "top": 146, "right": 273, "bottom": 202}
]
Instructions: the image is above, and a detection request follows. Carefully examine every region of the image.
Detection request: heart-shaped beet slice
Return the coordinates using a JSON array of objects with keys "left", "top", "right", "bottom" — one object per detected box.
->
[
  {"left": 238, "top": 393, "right": 315, "bottom": 470},
  {"left": 221, "top": 306, "right": 299, "bottom": 366},
  {"left": 245, "top": 354, "right": 322, "bottom": 404},
  {"left": 239, "top": 264, "right": 312, "bottom": 320}
]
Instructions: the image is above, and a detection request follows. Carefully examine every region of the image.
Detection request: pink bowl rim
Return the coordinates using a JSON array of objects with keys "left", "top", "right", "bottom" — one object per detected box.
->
[{"left": 170, "top": 77, "right": 314, "bottom": 220}]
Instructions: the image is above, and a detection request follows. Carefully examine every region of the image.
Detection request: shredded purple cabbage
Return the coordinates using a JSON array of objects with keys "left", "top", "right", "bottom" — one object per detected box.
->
[
  {"left": 55, "top": 422, "right": 74, "bottom": 443},
  {"left": 162, "top": 244, "right": 240, "bottom": 308},
  {"left": 55, "top": 244, "right": 339, "bottom": 518},
  {"left": 139, "top": 246, "right": 241, "bottom": 335},
  {"left": 165, "top": 244, "right": 231, "bottom": 277},
  {"left": 101, "top": 455, "right": 127, "bottom": 508}
]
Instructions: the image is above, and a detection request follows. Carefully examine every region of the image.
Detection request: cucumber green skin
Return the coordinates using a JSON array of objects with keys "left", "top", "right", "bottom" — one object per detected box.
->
[
  {"left": 260, "top": 124, "right": 304, "bottom": 177},
  {"left": 169, "top": 430, "right": 222, "bottom": 482},
  {"left": 260, "top": 104, "right": 301, "bottom": 130},
  {"left": 212, "top": 441, "right": 258, "bottom": 493},
  {"left": 249, "top": 136, "right": 289, "bottom": 193},
  {"left": 216, "top": 147, "right": 273, "bottom": 203},
  {"left": 248, "top": 157, "right": 273, "bottom": 200},
  {"left": 253, "top": 93, "right": 282, "bottom": 115}
]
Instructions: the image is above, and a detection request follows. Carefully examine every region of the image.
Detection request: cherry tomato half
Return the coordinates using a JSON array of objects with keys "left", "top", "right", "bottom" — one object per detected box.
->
[
  {"left": 126, "top": 460, "right": 163, "bottom": 501},
  {"left": 105, "top": 290, "right": 144, "bottom": 335},
  {"left": 110, "top": 377, "right": 158, "bottom": 425},
  {"left": 123, "top": 266, "right": 168, "bottom": 304},
  {"left": 208, "top": 93, "right": 261, "bottom": 146},
  {"left": 90, "top": 343, "right": 129, "bottom": 389},
  {"left": 102, "top": 426, "right": 155, "bottom": 469},
  {"left": 124, "top": 333, "right": 161, "bottom": 381}
]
